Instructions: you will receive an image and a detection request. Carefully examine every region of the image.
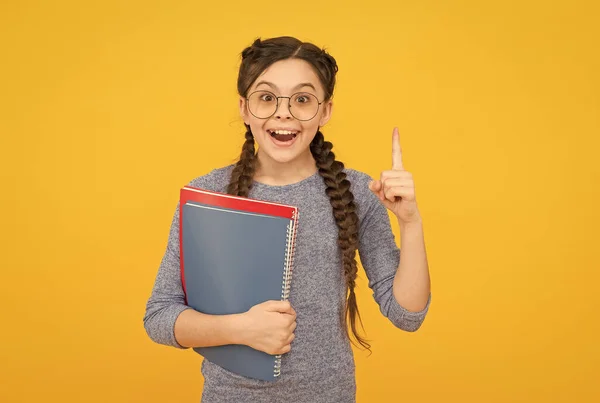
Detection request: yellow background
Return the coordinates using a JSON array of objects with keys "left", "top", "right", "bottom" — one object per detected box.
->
[{"left": 1, "top": 0, "right": 598, "bottom": 402}]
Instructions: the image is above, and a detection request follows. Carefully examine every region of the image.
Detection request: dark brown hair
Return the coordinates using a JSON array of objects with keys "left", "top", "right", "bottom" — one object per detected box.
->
[{"left": 227, "top": 36, "right": 369, "bottom": 350}]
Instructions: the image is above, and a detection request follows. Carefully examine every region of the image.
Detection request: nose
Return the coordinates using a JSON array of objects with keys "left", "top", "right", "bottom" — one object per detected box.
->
[{"left": 275, "top": 97, "right": 293, "bottom": 120}]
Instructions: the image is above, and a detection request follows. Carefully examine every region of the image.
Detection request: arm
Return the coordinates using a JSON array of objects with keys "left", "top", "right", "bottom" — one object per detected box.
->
[
  {"left": 357, "top": 185, "right": 431, "bottom": 332},
  {"left": 359, "top": 127, "right": 432, "bottom": 330},
  {"left": 142, "top": 203, "right": 233, "bottom": 349},
  {"left": 393, "top": 215, "right": 431, "bottom": 312},
  {"left": 173, "top": 309, "right": 246, "bottom": 348},
  {"left": 143, "top": 203, "right": 296, "bottom": 353}
]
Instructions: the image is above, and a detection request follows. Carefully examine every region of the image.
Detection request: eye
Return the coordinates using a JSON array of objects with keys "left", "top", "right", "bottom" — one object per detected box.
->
[
  {"left": 295, "top": 94, "right": 312, "bottom": 103},
  {"left": 260, "top": 94, "right": 275, "bottom": 102}
]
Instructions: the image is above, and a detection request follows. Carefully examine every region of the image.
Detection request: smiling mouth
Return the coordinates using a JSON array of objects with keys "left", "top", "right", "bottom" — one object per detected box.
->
[{"left": 268, "top": 129, "right": 298, "bottom": 142}]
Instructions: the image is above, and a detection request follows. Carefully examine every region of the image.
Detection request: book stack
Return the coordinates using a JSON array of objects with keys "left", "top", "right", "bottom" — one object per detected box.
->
[{"left": 179, "top": 186, "right": 299, "bottom": 381}]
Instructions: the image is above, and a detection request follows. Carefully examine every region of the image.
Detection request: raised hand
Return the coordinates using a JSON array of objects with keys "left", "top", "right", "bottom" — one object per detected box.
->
[{"left": 368, "top": 127, "right": 421, "bottom": 225}]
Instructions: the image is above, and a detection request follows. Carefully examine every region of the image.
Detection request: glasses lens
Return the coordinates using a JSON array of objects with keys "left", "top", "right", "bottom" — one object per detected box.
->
[
  {"left": 289, "top": 92, "right": 319, "bottom": 121},
  {"left": 247, "top": 91, "right": 320, "bottom": 120},
  {"left": 248, "top": 91, "right": 277, "bottom": 119}
]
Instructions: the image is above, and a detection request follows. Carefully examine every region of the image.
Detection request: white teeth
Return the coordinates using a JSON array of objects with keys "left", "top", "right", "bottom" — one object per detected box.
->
[{"left": 272, "top": 130, "right": 297, "bottom": 135}]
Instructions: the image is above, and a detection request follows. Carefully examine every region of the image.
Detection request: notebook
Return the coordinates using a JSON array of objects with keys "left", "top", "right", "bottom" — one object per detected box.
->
[{"left": 179, "top": 186, "right": 299, "bottom": 381}]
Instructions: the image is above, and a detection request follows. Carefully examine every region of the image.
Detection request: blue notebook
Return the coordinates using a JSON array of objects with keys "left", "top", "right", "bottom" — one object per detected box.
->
[{"left": 179, "top": 186, "right": 298, "bottom": 381}]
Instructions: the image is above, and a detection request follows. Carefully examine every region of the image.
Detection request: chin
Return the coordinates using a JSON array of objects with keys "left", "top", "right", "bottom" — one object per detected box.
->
[{"left": 263, "top": 150, "right": 302, "bottom": 164}]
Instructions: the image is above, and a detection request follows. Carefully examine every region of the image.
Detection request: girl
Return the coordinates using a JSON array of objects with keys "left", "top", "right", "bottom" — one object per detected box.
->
[{"left": 144, "top": 36, "right": 431, "bottom": 402}]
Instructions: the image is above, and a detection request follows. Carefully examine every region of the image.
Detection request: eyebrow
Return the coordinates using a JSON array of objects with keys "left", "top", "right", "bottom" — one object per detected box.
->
[{"left": 254, "top": 80, "right": 317, "bottom": 92}]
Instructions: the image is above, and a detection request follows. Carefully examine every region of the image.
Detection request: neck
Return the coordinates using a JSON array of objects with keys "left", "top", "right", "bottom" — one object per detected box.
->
[{"left": 254, "top": 148, "right": 317, "bottom": 186}]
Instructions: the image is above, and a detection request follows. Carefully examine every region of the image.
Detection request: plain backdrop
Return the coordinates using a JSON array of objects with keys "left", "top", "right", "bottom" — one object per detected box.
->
[{"left": 1, "top": 0, "right": 598, "bottom": 402}]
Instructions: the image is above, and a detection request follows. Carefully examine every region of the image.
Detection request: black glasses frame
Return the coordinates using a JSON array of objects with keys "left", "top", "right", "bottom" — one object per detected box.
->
[{"left": 246, "top": 90, "right": 324, "bottom": 121}]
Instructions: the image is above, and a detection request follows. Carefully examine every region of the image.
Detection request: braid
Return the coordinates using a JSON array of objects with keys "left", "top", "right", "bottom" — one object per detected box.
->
[
  {"left": 310, "top": 131, "right": 371, "bottom": 351},
  {"left": 227, "top": 125, "right": 256, "bottom": 197}
]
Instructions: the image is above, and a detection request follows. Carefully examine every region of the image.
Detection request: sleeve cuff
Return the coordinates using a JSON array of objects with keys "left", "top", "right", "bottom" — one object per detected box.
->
[
  {"left": 170, "top": 305, "right": 192, "bottom": 349},
  {"left": 387, "top": 293, "right": 431, "bottom": 332}
]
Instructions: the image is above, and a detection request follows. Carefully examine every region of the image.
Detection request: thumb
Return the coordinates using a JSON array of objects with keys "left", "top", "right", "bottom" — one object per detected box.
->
[
  {"left": 264, "top": 300, "right": 293, "bottom": 314},
  {"left": 369, "top": 179, "right": 385, "bottom": 202},
  {"left": 369, "top": 179, "right": 381, "bottom": 194},
  {"left": 369, "top": 180, "right": 394, "bottom": 211}
]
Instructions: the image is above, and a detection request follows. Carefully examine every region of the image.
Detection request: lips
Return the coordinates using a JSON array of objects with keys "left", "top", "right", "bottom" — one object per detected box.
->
[
  {"left": 267, "top": 129, "right": 299, "bottom": 142},
  {"left": 267, "top": 128, "right": 300, "bottom": 147}
]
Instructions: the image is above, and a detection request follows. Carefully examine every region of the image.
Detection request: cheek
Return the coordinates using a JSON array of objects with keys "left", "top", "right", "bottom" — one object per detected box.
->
[
  {"left": 246, "top": 120, "right": 272, "bottom": 149},
  {"left": 246, "top": 118, "right": 267, "bottom": 134},
  {"left": 300, "top": 119, "right": 322, "bottom": 135},
  {"left": 248, "top": 124, "right": 266, "bottom": 145}
]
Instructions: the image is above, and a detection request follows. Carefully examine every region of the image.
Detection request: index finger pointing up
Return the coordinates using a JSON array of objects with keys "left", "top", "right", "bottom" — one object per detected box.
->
[{"left": 392, "top": 127, "right": 404, "bottom": 170}]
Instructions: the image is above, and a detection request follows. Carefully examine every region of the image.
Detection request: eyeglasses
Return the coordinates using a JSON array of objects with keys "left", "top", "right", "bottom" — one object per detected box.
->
[{"left": 246, "top": 90, "right": 323, "bottom": 121}]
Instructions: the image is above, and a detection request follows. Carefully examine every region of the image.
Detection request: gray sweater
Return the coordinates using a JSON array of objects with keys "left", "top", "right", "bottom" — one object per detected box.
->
[{"left": 143, "top": 165, "right": 430, "bottom": 402}]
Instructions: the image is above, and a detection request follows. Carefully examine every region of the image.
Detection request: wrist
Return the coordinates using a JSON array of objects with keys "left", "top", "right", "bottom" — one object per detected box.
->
[
  {"left": 229, "top": 312, "right": 250, "bottom": 345},
  {"left": 399, "top": 214, "right": 423, "bottom": 230}
]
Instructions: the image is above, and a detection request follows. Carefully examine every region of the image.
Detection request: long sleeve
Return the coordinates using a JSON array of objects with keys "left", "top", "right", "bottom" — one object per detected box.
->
[
  {"left": 356, "top": 174, "right": 430, "bottom": 332},
  {"left": 143, "top": 203, "right": 191, "bottom": 348}
]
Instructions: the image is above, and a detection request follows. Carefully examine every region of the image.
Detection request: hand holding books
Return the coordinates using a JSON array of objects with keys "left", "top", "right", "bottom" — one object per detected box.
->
[{"left": 241, "top": 300, "right": 297, "bottom": 355}]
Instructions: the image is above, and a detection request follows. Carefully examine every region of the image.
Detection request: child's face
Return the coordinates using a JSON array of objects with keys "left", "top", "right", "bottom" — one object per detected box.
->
[{"left": 239, "top": 58, "right": 332, "bottom": 166}]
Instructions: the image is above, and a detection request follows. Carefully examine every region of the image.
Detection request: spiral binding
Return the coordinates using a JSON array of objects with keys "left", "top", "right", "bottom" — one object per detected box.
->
[{"left": 273, "top": 210, "right": 299, "bottom": 378}]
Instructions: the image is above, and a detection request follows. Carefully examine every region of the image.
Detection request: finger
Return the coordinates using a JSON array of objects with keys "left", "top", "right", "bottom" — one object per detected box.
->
[
  {"left": 384, "top": 186, "right": 415, "bottom": 202},
  {"left": 384, "top": 186, "right": 397, "bottom": 203},
  {"left": 382, "top": 178, "right": 413, "bottom": 189},
  {"left": 286, "top": 303, "right": 296, "bottom": 316},
  {"left": 392, "top": 127, "right": 404, "bottom": 171},
  {"left": 284, "top": 303, "right": 296, "bottom": 316},
  {"left": 369, "top": 180, "right": 385, "bottom": 201},
  {"left": 266, "top": 300, "right": 292, "bottom": 313},
  {"left": 369, "top": 179, "right": 382, "bottom": 192},
  {"left": 380, "top": 170, "right": 412, "bottom": 181},
  {"left": 378, "top": 174, "right": 390, "bottom": 201},
  {"left": 381, "top": 177, "right": 413, "bottom": 203},
  {"left": 368, "top": 180, "right": 376, "bottom": 192}
]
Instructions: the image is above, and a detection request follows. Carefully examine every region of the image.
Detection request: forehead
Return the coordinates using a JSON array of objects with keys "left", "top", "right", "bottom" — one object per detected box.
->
[{"left": 252, "top": 58, "right": 324, "bottom": 96}]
